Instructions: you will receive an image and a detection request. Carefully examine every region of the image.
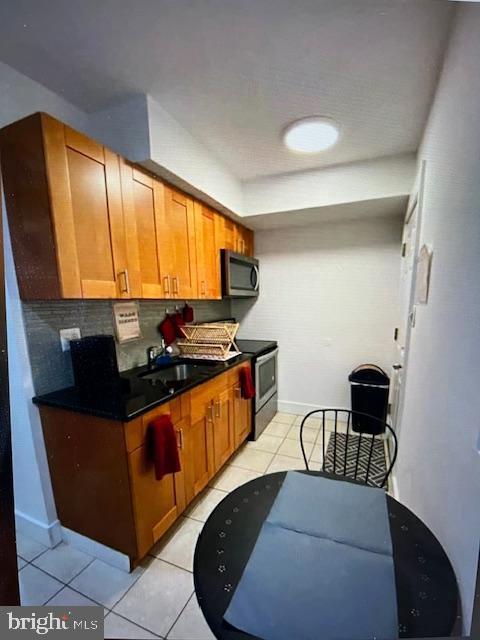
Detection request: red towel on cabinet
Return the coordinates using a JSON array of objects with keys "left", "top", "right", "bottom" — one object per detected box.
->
[
  {"left": 173, "top": 311, "right": 186, "bottom": 338},
  {"left": 182, "top": 302, "right": 194, "bottom": 323},
  {"left": 148, "top": 415, "right": 181, "bottom": 481},
  {"left": 159, "top": 315, "right": 177, "bottom": 345},
  {"left": 239, "top": 366, "right": 255, "bottom": 399}
]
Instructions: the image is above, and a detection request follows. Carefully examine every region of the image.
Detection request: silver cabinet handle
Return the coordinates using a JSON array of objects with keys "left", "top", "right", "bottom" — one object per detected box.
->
[
  {"left": 163, "top": 276, "right": 170, "bottom": 294},
  {"left": 172, "top": 276, "right": 179, "bottom": 295},
  {"left": 201, "top": 280, "right": 206, "bottom": 296},
  {"left": 177, "top": 428, "right": 184, "bottom": 449},
  {"left": 119, "top": 269, "right": 130, "bottom": 294},
  {"left": 215, "top": 401, "right": 221, "bottom": 418}
]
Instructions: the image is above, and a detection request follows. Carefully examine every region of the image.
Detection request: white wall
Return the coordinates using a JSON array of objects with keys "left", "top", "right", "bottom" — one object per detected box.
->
[
  {"left": 243, "top": 153, "right": 416, "bottom": 217},
  {"left": 3, "top": 207, "right": 60, "bottom": 546},
  {"left": 0, "top": 61, "right": 88, "bottom": 132},
  {"left": 233, "top": 216, "right": 402, "bottom": 413},
  {"left": 0, "top": 61, "right": 89, "bottom": 544},
  {"left": 145, "top": 95, "right": 244, "bottom": 215},
  {"left": 395, "top": 5, "right": 480, "bottom": 632}
]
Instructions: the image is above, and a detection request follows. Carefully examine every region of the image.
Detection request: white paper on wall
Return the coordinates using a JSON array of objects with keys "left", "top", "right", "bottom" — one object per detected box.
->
[
  {"left": 415, "top": 244, "right": 433, "bottom": 304},
  {"left": 113, "top": 301, "right": 142, "bottom": 343}
]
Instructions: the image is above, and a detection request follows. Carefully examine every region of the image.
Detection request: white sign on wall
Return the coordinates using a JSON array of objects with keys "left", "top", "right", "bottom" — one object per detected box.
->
[
  {"left": 113, "top": 301, "right": 142, "bottom": 343},
  {"left": 415, "top": 244, "right": 433, "bottom": 304}
]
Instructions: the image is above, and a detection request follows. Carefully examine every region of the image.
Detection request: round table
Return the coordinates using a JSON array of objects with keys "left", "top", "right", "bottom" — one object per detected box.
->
[{"left": 193, "top": 471, "right": 459, "bottom": 639}]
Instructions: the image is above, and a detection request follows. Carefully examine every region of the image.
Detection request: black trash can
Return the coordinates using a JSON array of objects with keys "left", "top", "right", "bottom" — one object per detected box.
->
[{"left": 349, "top": 364, "right": 389, "bottom": 435}]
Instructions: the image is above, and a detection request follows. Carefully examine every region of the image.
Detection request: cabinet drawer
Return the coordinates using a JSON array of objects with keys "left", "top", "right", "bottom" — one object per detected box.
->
[
  {"left": 124, "top": 395, "right": 188, "bottom": 452},
  {"left": 189, "top": 372, "right": 230, "bottom": 423},
  {"left": 226, "top": 362, "right": 246, "bottom": 388}
]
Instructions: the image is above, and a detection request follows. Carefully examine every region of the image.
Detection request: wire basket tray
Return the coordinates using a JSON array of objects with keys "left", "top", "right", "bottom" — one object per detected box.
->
[{"left": 180, "top": 323, "right": 239, "bottom": 345}]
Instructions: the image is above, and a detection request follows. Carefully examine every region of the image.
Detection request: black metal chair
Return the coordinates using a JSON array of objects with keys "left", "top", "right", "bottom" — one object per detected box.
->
[{"left": 299, "top": 409, "right": 398, "bottom": 488}]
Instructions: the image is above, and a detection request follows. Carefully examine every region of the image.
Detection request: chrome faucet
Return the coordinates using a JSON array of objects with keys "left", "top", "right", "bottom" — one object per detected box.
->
[
  {"left": 147, "top": 338, "right": 174, "bottom": 370},
  {"left": 146, "top": 340, "right": 164, "bottom": 370}
]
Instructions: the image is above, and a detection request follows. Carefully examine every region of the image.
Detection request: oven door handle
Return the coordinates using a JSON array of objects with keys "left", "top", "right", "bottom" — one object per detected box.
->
[{"left": 255, "top": 348, "right": 278, "bottom": 365}]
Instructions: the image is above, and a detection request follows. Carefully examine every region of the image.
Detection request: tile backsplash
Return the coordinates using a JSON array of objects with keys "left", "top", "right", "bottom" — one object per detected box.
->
[{"left": 23, "top": 299, "right": 232, "bottom": 395}]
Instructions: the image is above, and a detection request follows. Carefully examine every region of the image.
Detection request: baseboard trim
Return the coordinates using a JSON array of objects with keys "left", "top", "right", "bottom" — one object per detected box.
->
[
  {"left": 390, "top": 473, "right": 400, "bottom": 501},
  {"left": 62, "top": 527, "right": 131, "bottom": 572},
  {"left": 278, "top": 400, "right": 350, "bottom": 417},
  {"left": 15, "top": 510, "right": 62, "bottom": 548}
]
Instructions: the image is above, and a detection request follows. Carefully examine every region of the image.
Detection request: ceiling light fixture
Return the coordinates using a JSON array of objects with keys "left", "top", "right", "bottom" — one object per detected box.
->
[{"left": 283, "top": 116, "right": 340, "bottom": 153}]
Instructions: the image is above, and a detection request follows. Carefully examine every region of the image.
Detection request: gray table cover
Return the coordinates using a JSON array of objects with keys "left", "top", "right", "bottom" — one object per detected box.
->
[
  {"left": 268, "top": 471, "right": 393, "bottom": 555},
  {"left": 224, "top": 472, "right": 398, "bottom": 640}
]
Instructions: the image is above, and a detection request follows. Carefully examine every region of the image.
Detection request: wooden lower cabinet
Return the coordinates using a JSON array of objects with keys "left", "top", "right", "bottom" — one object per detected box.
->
[
  {"left": 233, "top": 381, "right": 252, "bottom": 447},
  {"left": 213, "top": 388, "right": 235, "bottom": 472},
  {"left": 183, "top": 409, "right": 214, "bottom": 505},
  {"left": 38, "top": 363, "right": 252, "bottom": 565},
  {"left": 128, "top": 443, "right": 180, "bottom": 559},
  {"left": 128, "top": 415, "right": 188, "bottom": 560}
]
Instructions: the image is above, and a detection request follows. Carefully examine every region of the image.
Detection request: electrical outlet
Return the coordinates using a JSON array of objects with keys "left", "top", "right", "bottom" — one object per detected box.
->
[{"left": 60, "top": 328, "right": 81, "bottom": 352}]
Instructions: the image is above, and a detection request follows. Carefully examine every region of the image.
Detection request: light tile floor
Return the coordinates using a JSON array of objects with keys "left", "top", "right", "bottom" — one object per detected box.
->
[{"left": 16, "top": 412, "right": 338, "bottom": 639}]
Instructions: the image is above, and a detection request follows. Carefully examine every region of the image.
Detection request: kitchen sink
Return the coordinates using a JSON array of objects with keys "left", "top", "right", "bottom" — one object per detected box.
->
[{"left": 139, "top": 362, "right": 220, "bottom": 383}]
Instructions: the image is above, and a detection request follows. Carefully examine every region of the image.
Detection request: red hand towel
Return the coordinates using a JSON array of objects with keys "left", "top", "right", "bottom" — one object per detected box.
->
[
  {"left": 148, "top": 415, "right": 181, "bottom": 481},
  {"left": 182, "top": 302, "right": 194, "bottom": 323},
  {"left": 159, "top": 315, "right": 177, "bottom": 345},
  {"left": 239, "top": 366, "right": 255, "bottom": 399},
  {"left": 173, "top": 311, "right": 186, "bottom": 338}
]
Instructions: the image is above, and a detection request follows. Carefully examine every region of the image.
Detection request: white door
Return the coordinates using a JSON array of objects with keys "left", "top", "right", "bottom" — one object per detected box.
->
[{"left": 389, "top": 162, "right": 425, "bottom": 434}]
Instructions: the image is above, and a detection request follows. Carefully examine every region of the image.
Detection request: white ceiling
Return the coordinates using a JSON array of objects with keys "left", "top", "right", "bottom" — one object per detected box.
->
[{"left": 0, "top": 0, "right": 452, "bottom": 181}]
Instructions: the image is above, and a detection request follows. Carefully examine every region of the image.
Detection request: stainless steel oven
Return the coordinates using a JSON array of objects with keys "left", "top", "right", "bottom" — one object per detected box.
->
[
  {"left": 255, "top": 348, "right": 278, "bottom": 413},
  {"left": 221, "top": 250, "right": 259, "bottom": 298},
  {"left": 254, "top": 347, "right": 278, "bottom": 438},
  {"left": 229, "top": 338, "right": 278, "bottom": 440}
]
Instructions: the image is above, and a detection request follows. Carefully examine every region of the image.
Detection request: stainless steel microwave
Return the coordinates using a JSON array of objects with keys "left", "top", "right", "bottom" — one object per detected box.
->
[{"left": 221, "top": 250, "right": 259, "bottom": 298}]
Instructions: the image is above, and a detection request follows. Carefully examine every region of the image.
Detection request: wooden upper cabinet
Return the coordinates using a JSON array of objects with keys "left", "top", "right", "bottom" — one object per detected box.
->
[
  {"left": 194, "top": 203, "right": 221, "bottom": 299},
  {"left": 120, "top": 162, "right": 165, "bottom": 298},
  {"left": 236, "top": 225, "right": 254, "bottom": 257},
  {"left": 216, "top": 214, "right": 236, "bottom": 252},
  {"left": 1, "top": 113, "right": 132, "bottom": 299},
  {"left": 216, "top": 214, "right": 255, "bottom": 258},
  {"left": 161, "top": 187, "right": 197, "bottom": 299},
  {"left": 0, "top": 111, "right": 253, "bottom": 301},
  {"left": 242, "top": 227, "right": 254, "bottom": 257}
]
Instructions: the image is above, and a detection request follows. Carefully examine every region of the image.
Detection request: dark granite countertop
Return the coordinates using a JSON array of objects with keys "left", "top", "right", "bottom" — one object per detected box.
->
[{"left": 32, "top": 354, "right": 251, "bottom": 422}]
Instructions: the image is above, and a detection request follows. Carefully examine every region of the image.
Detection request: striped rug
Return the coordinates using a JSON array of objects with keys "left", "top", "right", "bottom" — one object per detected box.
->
[{"left": 323, "top": 432, "right": 388, "bottom": 489}]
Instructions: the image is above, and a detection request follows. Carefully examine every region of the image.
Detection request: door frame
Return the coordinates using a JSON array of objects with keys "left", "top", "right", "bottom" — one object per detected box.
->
[
  {"left": 391, "top": 160, "right": 426, "bottom": 438},
  {"left": 0, "top": 172, "right": 20, "bottom": 605}
]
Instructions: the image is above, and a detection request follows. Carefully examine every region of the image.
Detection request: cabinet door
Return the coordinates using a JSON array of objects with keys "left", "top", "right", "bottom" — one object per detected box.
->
[
  {"left": 161, "top": 187, "right": 198, "bottom": 299},
  {"left": 183, "top": 411, "right": 214, "bottom": 504},
  {"left": 195, "top": 203, "right": 221, "bottom": 299},
  {"left": 213, "top": 389, "right": 234, "bottom": 472},
  {"left": 242, "top": 228, "right": 254, "bottom": 257},
  {"left": 44, "top": 118, "right": 127, "bottom": 298},
  {"left": 234, "top": 384, "right": 252, "bottom": 447},
  {"left": 121, "top": 164, "right": 166, "bottom": 298},
  {"left": 235, "top": 225, "right": 254, "bottom": 256},
  {"left": 216, "top": 214, "right": 236, "bottom": 252},
  {"left": 128, "top": 438, "right": 182, "bottom": 559}
]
